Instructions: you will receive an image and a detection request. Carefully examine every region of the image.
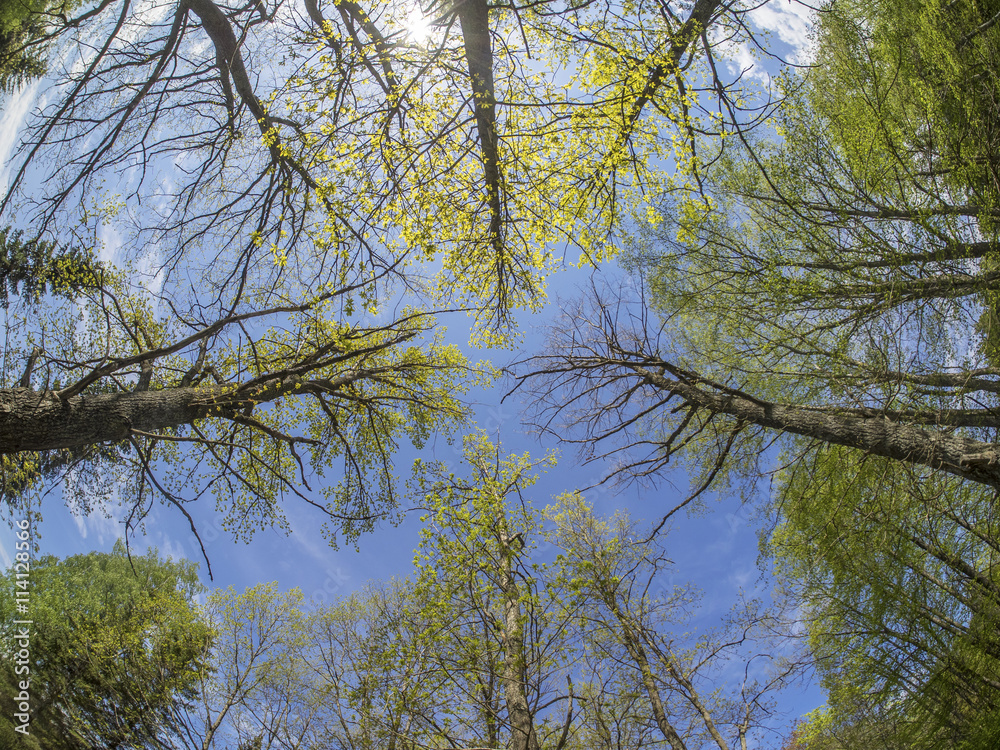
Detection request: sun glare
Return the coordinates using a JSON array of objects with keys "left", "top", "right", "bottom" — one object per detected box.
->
[{"left": 405, "top": 6, "right": 433, "bottom": 43}]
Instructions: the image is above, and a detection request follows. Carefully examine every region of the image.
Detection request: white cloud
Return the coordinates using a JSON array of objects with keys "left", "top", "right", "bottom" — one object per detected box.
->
[
  {"left": 725, "top": 40, "right": 764, "bottom": 81},
  {"left": 715, "top": 0, "right": 819, "bottom": 82},
  {"left": 0, "top": 80, "right": 43, "bottom": 196},
  {"left": 71, "top": 509, "right": 121, "bottom": 546},
  {"left": 728, "top": 561, "right": 759, "bottom": 591},
  {"left": 751, "top": 0, "right": 819, "bottom": 65},
  {"left": 136, "top": 246, "right": 166, "bottom": 297},
  {"left": 69, "top": 489, "right": 123, "bottom": 546},
  {"left": 157, "top": 532, "right": 188, "bottom": 562},
  {"left": 96, "top": 220, "right": 124, "bottom": 265}
]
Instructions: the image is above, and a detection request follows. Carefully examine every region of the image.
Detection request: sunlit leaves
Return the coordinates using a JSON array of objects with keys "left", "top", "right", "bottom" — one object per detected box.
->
[
  {"left": 0, "top": 543, "right": 209, "bottom": 748},
  {"left": 275, "top": 0, "right": 723, "bottom": 334}
]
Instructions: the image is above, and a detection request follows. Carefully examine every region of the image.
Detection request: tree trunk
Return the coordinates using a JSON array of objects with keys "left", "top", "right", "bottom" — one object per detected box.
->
[
  {"left": 632, "top": 364, "right": 1000, "bottom": 489},
  {"left": 0, "top": 380, "right": 297, "bottom": 454},
  {"left": 497, "top": 532, "right": 540, "bottom": 750},
  {"left": 0, "top": 387, "right": 223, "bottom": 453},
  {"left": 603, "top": 593, "right": 689, "bottom": 750}
]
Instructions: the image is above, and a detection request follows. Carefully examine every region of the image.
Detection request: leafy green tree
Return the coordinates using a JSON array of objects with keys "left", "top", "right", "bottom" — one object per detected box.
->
[
  {"left": 172, "top": 441, "right": 797, "bottom": 750},
  {"left": 521, "top": 0, "right": 1000, "bottom": 491},
  {"left": 0, "top": 228, "right": 111, "bottom": 503},
  {"left": 0, "top": 0, "right": 766, "bottom": 334},
  {"left": 304, "top": 580, "right": 438, "bottom": 750},
  {"left": 409, "top": 433, "right": 563, "bottom": 750},
  {"left": 170, "top": 582, "right": 313, "bottom": 750},
  {"left": 0, "top": 0, "right": 54, "bottom": 91},
  {"left": 0, "top": 541, "right": 210, "bottom": 749},
  {"left": 0, "top": 267, "right": 479, "bottom": 553},
  {"left": 518, "top": 1, "right": 1000, "bottom": 745},
  {"left": 0, "top": 0, "right": 107, "bottom": 92},
  {"left": 767, "top": 448, "right": 1000, "bottom": 749}
]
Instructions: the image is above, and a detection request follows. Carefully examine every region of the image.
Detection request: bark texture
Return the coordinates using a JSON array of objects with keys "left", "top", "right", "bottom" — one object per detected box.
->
[
  {"left": 497, "top": 531, "right": 540, "bottom": 750},
  {"left": 632, "top": 364, "right": 1000, "bottom": 489},
  {"left": 0, "top": 386, "right": 235, "bottom": 453}
]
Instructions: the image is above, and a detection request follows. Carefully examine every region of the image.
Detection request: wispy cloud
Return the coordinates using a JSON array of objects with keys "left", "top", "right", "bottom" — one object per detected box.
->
[
  {"left": 0, "top": 80, "right": 43, "bottom": 196},
  {"left": 156, "top": 531, "right": 189, "bottom": 562},
  {"left": 715, "top": 0, "right": 819, "bottom": 83},
  {"left": 751, "top": 0, "right": 818, "bottom": 65},
  {"left": 69, "top": 490, "right": 123, "bottom": 547}
]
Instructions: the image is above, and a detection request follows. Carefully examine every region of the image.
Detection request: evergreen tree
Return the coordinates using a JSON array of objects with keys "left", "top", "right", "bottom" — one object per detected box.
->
[
  {"left": 0, "top": 542, "right": 210, "bottom": 749},
  {"left": 0, "top": 228, "right": 103, "bottom": 307}
]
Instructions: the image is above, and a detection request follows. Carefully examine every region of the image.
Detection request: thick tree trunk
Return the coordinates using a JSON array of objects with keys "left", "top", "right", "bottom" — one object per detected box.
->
[
  {"left": 632, "top": 365, "right": 1000, "bottom": 489},
  {"left": 0, "top": 387, "right": 223, "bottom": 453}
]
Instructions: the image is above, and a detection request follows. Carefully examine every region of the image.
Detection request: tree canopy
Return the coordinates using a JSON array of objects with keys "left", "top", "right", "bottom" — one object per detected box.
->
[
  {"left": 0, "top": 542, "right": 210, "bottom": 749},
  {"left": 0, "top": 0, "right": 75, "bottom": 91},
  {"left": 11, "top": 0, "right": 1000, "bottom": 744},
  {"left": 163, "top": 437, "right": 796, "bottom": 750},
  {"left": 516, "top": 0, "right": 1000, "bottom": 746},
  {"left": 0, "top": 0, "right": 780, "bottom": 550},
  {"left": 0, "top": 0, "right": 755, "bottom": 333},
  {"left": 520, "top": 0, "right": 1000, "bottom": 496}
]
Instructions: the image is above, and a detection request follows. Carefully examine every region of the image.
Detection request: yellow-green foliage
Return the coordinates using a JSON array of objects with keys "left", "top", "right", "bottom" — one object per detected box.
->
[
  {"left": 184, "top": 445, "right": 760, "bottom": 750},
  {"left": 267, "top": 0, "right": 726, "bottom": 337}
]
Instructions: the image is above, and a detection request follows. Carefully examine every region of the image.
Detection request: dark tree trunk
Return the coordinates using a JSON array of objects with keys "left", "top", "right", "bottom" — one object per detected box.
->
[{"left": 0, "top": 386, "right": 231, "bottom": 453}]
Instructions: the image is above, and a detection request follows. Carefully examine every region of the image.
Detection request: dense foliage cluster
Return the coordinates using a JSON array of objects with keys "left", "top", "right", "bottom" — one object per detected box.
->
[{"left": 0, "top": 544, "right": 209, "bottom": 749}]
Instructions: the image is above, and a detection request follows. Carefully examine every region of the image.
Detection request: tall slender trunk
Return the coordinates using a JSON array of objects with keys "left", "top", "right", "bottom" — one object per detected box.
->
[
  {"left": 602, "top": 593, "right": 688, "bottom": 750},
  {"left": 497, "top": 532, "right": 539, "bottom": 750}
]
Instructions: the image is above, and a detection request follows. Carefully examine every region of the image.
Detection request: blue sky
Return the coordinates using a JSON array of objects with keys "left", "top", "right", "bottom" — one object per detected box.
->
[
  {"left": 0, "top": 286, "right": 818, "bottom": 743},
  {"left": 0, "top": 0, "right": 824, "bottom": 744}
]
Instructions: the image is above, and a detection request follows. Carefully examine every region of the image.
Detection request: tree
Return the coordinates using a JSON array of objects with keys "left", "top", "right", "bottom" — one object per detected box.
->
[
  {"left": 0, "top": 542, "right": 211, "bottom": 749},
  {"left": 168, "top": 582, "right": 313, "bottom": 750},
  {"left": 517, "top": 0, "right": 1000, "bottom": 496},
  {"left": 0, "top": 264, "right": 479, "bottom": 556},
  {"left": 0, "top": 227, "right": 104, "bottom": 308},
  {"left": 304, "top": 580, "right": 441, "bottom": 750},
  {"left": 515, "top": 0, "right": 1000, "bottom": 743},
  {"left": 766, "top": 448, "right": 1000, "bottom": 750},
  {"left": 0, "top": 0, "right": 68, "bottom": 91},
  {"left": 165, "top": 439, "right": 797, "bottom": 750},
  {"left": 0, "top": 0, "right": 777, "bottom": 547},
  {"left": 0, "top": 0, "right": 772, "bottom": 334},
  {"left": 409, "top": 432, "right": 565, "bottom": 750},
  {"left": 549, "top": 491, "right": 799, "bottom": 750}
]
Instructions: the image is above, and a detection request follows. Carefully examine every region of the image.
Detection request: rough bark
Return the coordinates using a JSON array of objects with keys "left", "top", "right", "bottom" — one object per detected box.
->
[
  {"left": 0, "top": 373, "right": 319, "bottom": 454},
  {"left": 631, "top": 363, "right": 1000, "bottom": 489},
  {"left": 497, "top": 531, "right": 540, "bottom": 750},
  {"left": 0, "top": 386, "right": 219, "bottom": 453},
  {"left": 457, "top": 0, "right": 504, "bottom": 255}
]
